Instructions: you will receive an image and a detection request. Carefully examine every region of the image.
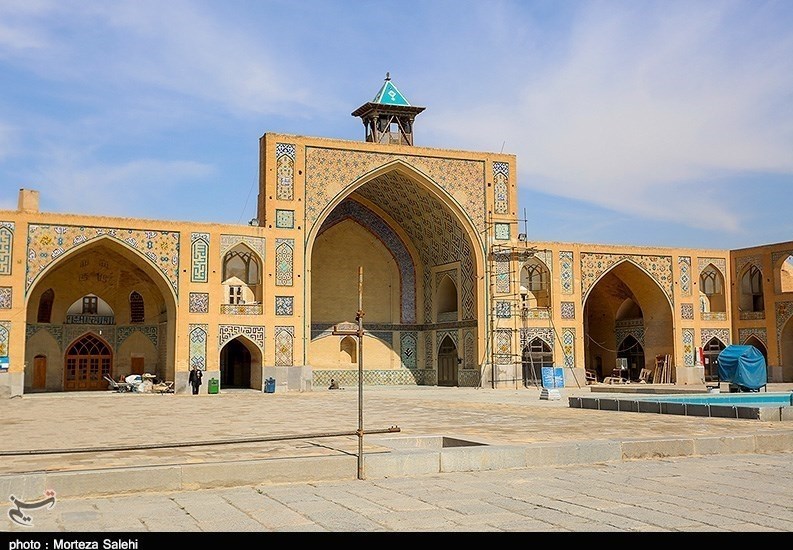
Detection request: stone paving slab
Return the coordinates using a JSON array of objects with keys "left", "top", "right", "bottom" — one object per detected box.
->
[{"left": 2, "top": 383, "right": 793, "bottom": 498}]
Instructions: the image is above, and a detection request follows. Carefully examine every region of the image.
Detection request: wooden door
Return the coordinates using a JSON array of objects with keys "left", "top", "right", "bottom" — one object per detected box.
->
[
  {"left": 131, "top": 357, "right": 145, "bottom": 375},
  {"left": 33, "top": 355, "right": 47, "bottom": 389},
  {"left": 437, "top": 336, "right": 458, "bottom": 387}
]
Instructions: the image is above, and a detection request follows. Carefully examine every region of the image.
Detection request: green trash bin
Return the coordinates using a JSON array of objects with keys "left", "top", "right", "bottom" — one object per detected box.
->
[{"left": 208, "top": 378, "right": 219, "bottom": 394}]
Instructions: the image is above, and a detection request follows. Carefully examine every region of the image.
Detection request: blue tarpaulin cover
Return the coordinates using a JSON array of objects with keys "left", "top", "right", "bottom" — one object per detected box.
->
[{"left": 717, "top": 345, "right": 767, "bottom": 390}]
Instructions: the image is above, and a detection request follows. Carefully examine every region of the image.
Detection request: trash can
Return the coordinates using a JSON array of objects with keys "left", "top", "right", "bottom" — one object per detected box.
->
[
  {"left": 264, "top": 377, "right": 276, "bottom": 394},
  {"left": 208, "top": 378, "right": 219, "bottom": 394}
]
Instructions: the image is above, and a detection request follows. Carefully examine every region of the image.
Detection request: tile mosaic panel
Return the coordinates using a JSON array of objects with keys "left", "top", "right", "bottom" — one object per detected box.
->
[
  {"left": 275, "top": 209, "right": 295, "bottom": 229},
  {"left": 524, "top": 308, "right": 550, "bottom": 320},
  {"left": 219, "top": 235, "right": 265, "bottom": 258},
  {"left": 276, "top": 143, "right": 296, "bottom": 201},
  {"left": 354, "top": 174, "right": 477, "bottom": 321},
  {"left": 463, "top": 329, "right": 475, "bottom": 369},
  {"left": 615, "top": 321, "right": 645, "bottom": 347},
  {"left": 701, "top": 328, "right": 730, "bottom": 347},
  {"left": 520, "top": 327, "right": 554, "bottom": 350},
  {"left": 679, "top": 256, "right": 691, "bottom": 296},
  {"left": 189, "top": 292, "right": 209, "bottom": 314},
  {"left": 495, "top": 329, "right": 511, "bottom": 365},
  {"left": 275, "top": 296, "right": 293, "bottom": 316},
  {"left": 581, "top": 252, "right": 673, "bottom": 302},
  {"left": 681, "top": 303, "right": 694, "bottom": 320},
  {"left": 274, "top": 326, "right": 294, "bottom": 366},
  {"left": 400, "top": 332, "right": 417, "bottom": 369},
  {"left": 494, "top": 223, "right": 510, "bottom": 241},
  {"left": 0, "top": 287, "right": 11, "bottom": 309},
  {"left": 26, "top": 224, "right": 180, "bottom": 295},
  {"left": 739, "top": 327, "right": 767, "bottom": 346},
  {"left": 0, "top": 223, "right": 13, "bottom": 276},
  {"left": 0, "top": 321, "right": 7, "bottom": 358},
  {"left": 697, "top": 257, "right": 727, "bottom": 278},
  {"left": 319, "top": 198, "right": 416, "bottom": 323},
  {"left": 562, "top": 329, "right": 575, "bottom": 368},
  {"left": 560, "top": 301, "right": 575, "bottom": 320},
  {"left": 275, "top": 238, "right": 294, "bottom": 286},
  {"left": 116, "top": 325, "right": 158, "bottom": 348},
  {"left": 682, "top": 328, "right": 694, "bottom": 366},
  {"left": 436, "top": 330, "right": 459, "bottom": 351},
  {"left": 776, "top": 301, "right": 793, "bottom": 343},
  {"left": 495, "top": 252, "right": 511, "bottom": 294},
  {"left": 219, "top": 325, "right": 265, "bottom": 350},
  {"left": 424, "top": 332, "right": 433, "bottom": 370},
  {"left": 493, "top": 161, "right": 509, "bottom": 215},
  {"left": 190, "top": 233, "right": 209, "bottom": 283},
  {"left": 560, "top": 251, "right": 573, "bottom": 294},
  {"left": 304, "top": 147, "right": 486, "bottom": 233},
  {"left": 495, "top": 301, "right": 511, "bottom": 319},
  {"left": 735, "top": 255, "right": 762, "bottom": 275},
  {"left": 189, "top": 324, "right": 207, "bottom": 371},
  {"left": 26, "top": 324, "right": 63, "bottom": 347}
]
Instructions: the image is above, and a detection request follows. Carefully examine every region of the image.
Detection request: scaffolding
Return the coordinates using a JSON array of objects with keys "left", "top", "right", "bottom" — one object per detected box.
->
[{"left": 485, "top": 211, "right": 582, "bottom": 390}]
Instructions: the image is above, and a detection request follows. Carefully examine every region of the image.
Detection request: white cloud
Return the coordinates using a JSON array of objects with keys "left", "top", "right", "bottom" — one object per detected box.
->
[
  {"left": 422, "top": 2, "right": 793, "bottom": 234},
  {"left": 32, "top": 154, "right": 215, "bottom": 218}
]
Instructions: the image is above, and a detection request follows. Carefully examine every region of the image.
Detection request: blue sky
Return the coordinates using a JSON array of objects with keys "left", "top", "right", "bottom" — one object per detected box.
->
[{"left": 1, "top": 0, "right": 791, "bottom": 250}]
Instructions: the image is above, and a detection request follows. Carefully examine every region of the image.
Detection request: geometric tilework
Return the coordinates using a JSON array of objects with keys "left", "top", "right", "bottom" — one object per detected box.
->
[
  {"left": 560, "top": 301, "right": 575, "bottom": 319},
  {"left": 776, "top": 302, "right": 793, "bottom": 350},
  {"left": 425, "top": 332, "right": 433, "bottom": 371},
  {"left": 26, "top": 224, "right": 180, "bottom": 295},
  {"left": 275, "top": 238, "right": 294, "bottom": 286},
  {"left": 0, "top": 287, "right": 11, "bottom": 309},
  {"left": 682, "top": 328, "right": 694, "bottom": 366},
  {"left": 494, "top": 222, "right": 510, "bottom": 240},
  {"left": 681, "top": 303, "right": 694, "bottom": 320},
  {"left": 276, "top": 143, "right": 296, "bottom": 201},
  {"left": 0, "top": 223, "right": 13, "bottom": 275},
  {"left": 562, "top": 328, "right": 575, "bottom": 368},
  {"left": 679, "top": 256, "right": 691, "bottom": 296},
  {"left": 219, "top": 235, "right": 266, "bottom": 259},
  {"left": 304, "top": 148, "right": 486, "bottom": 234},
  {"left": 495, "top": 301, "right": 511, "bottom": 318},
  {"left": 400, "top": 331, "right": 417, "bottom": 369},
  {"left": 495, "top": 253, "right": 511, "bottom": 293},
  {"left": 615, "top": 319, "right": 645, "bottom": 347},
  {"left": 25, "top": 324, "right": 64, "bottom": 348},
  {"left": 463, "top": 329, "right": 475, "bottom": 369},
  {"left": 191, "top": 233, "right": 209, "bottom": 283},
  {"left": 560, "top": 251, "right": 573, "bottom": 294},
  {"left": 581, "top": 253, "right": 673, "bottom": 303},
  {"left": 275, "top": 209, "right": 295, "bottom": 229},
  {"left": 274, "top": 326, "right": 294, "bottom": 366},
  {"left": 701, "top": 328, "right": 730, "bottom": 347},
  {"left": 493, "top": 162, "right": 509, "bottom": 215},
  {"left": 0, "top": 321, "right": 8, "bottom": 358},
  {"left": 495, "top": 329, "right": 511, "bottom": 365},
  {"left": 189, "top": 292, "right": 209, "bottom": 313},
  {"left": 275, "top": 296, "right": 293, "bottom": 316},
  {"left": 735, "top": 255, "right": 762, "bottom": 276},
  {"left": 520, "top": 327, "right": 554, "bottom": 350},
  {"left": 739, "top": 327, "right": 767, "bottom": 346},
  {"left": 219, "top": 325, "right": 265, "bottom": 351},
  {"left": 189, "top": 324, "right": 208, "bottom": 371},
  {"left": 116, "top": 325, "right": 159, "bottom": 348},
  {"left": 697, "top": 257, "right": 727, "bottom": 279}
]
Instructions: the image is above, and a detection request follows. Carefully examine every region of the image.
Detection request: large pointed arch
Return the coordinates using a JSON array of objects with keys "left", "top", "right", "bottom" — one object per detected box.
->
[{"left": 583, "top": 259, "right": 674, "bottom": 381}]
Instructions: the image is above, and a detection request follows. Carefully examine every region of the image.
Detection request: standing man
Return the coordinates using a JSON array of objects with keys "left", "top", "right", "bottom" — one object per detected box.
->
[{"left": 189, "top": 366, "right": 202, "bottom": 395}]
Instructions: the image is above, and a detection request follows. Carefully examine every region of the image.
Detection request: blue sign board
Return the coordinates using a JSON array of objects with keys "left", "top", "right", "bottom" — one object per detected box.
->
[
  {"left": 0, "top": 356, "right": 8, "bottom": 371},
  {"left": 541, "top": 366, "right": 565, "bottom": 389}
]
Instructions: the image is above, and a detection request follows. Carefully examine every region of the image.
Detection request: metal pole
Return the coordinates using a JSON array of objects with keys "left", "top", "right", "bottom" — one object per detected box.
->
[{"left": 356, "top": 266, "right": 365, "bottom": 480}]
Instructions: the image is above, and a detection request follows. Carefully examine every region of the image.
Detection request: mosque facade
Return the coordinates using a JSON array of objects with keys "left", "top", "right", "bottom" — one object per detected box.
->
[{"left": 1, "top": 77, "right": 792, "bottom": 397}]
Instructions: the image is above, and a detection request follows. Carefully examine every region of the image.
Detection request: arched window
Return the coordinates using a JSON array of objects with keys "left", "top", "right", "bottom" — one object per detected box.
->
[
  {"left": 223, "top": 246, "right": 260, "bottom": 285},
  {"left": 129, "top": 291, "right": 144, "bottom": 323},
  {"left": 340, "top": 336, "right": 357, "bottom": 364},
  {"left": 37, "top": 288, "right": 54, "bottom": 323},
  {"left": 780, "top": 255, "right": 793, "bottom": 293},
  {"left": 436, "top": 275, "right": 458, "bottom": 320},
  {"left": 739, "top": 265, "right": 764, "bottom": 312},
  {"left": 520, "top": 259, "right": 550, "bottom": 309},
  {"left": 699, "top": 265, "right": 725, "bottom": 312}
]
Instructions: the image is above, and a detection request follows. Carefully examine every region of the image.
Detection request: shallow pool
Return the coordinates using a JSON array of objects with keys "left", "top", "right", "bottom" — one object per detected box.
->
[{"left": 568, "top": 391, "right": 793, "bottom": 421}]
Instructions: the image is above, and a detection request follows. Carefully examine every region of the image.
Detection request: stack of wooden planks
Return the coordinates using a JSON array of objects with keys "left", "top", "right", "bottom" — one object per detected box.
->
[{"left": 653, "top": 354, "right": 672, "bottom": 383}]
